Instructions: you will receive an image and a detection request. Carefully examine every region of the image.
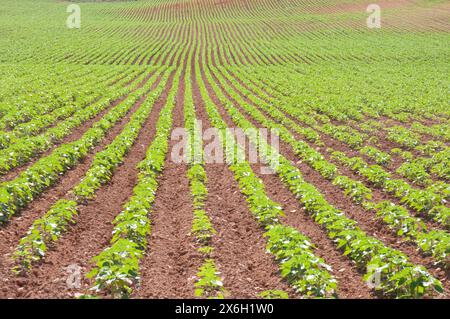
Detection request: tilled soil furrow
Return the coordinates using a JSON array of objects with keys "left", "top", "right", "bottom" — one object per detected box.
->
[
  {"left": 132, "top": 161, "right": 199, "bottom": 298},
  {"left": 193, "top": 61, "right": 295, "bottom": 299},
  {"left": 198, "top": 64, "right": 373, "bottom": 298},
  {"left": 220, "top": 68, "right": 449, "bottom": 231},
  {"left": 0, "top": 70, "right": 173, "bottom": 298},
  {"left": 133, "top": 62, "right": 202, "bottom": 299},
  {"left": 204, "top": 163, "right": 294, "bottom": 298},
  {"left": 201, "top": 64, "right": 450, "bottom": 297}
]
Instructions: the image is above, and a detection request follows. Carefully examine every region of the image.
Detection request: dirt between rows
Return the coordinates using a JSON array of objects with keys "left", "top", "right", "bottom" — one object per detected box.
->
[
  {"left": 203, "top": 62, "right": 450, "bottom": 298},
  {"left": 132, "top": 49, "right": 203, "bottom": 298},
  {"left": 0, "top": 70, "right": 150, "bottom": 183},
  {"left": 197, "top": 57, "right": 373, "bottom": 298},
  {"left": 229, "top": 66, "right": 450, "bottom": 226},
  {"left": 136, "top": 41, "right": 294, "bottom": 298},
  {"left": 193, "top": 54, "right": 295, "bottom": 298},
  {"left": 0, "top": 70, "right": 171, "bottom": 298}
]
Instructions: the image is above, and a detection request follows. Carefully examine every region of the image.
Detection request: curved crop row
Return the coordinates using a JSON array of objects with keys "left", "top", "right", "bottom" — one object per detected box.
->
[{"left": 201, "top": 61, "right": 443, "bottom": 298}]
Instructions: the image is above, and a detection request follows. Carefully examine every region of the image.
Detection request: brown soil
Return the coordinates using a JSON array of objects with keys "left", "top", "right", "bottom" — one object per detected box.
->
[
  {"left": 203, "top": 64, "right": 450, "bottom": 297},
  {"left": 198, "top": 60, "right": 374, "bottom": 298},
  {"left": 0, "top": 70, "right": 173, "bottom": 298},
  {"left": 193, "top": 59, "right": 296, "bottom": 298},
  {"left": 132, "top": 53, "right": 203, "bottom": 299}
]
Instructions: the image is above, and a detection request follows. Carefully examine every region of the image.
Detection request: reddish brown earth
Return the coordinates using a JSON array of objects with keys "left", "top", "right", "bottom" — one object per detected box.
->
[
  {"left": 132, "top": 58, "right": 202, "bottom": 299},
  {"left": 198, "top": 61, "right": 374, "bottom": 299},
  {"left": 0, "top": 70, "right": 172, "bottom": 298},
  {"left": 1, "top": 0, "right": 448, "bottom": 300},
  {"left": 201, "top": 62, "right": 450, "bottom": 297},
  {"left": 193, "top": 61, "right": 296, "bottom": 298}
]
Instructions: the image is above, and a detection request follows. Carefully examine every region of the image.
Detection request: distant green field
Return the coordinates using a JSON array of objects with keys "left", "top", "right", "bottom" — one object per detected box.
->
[{"left": 0, "top": 0, "right": 449, "bottom": 299}]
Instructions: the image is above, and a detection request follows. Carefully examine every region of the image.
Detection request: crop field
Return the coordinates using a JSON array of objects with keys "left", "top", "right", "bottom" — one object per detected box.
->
[{"left": 0, "top": 0, "right": 449, "bottom": 300}]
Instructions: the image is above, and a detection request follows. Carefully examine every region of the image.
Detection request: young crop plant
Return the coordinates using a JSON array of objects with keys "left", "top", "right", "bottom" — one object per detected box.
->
[
  {"left": 359, "top": 120, "right": 383, "bottom": 134},
  {"left": 90, "top": 239, "right": 143, "bottom": 298},
  {"left": 265, "top": 225, "right": 337, "bottom": 298},
  {"left": 320, "top": 124, "right": 365, "bottom": 149},
  {"left": 431, "top": 160, "right": 450, "bottom": 181},
  {"left": 197, "top": 60, "right": 338, "bottom": 298},
  {"left": 386, "top": 126, "right": 420, "bottom": 149},
  {"left": 184, "top": 61, "right": 225, "bottom": 298},
  {"left": 396, "top": 162, "right": 432, "bottom": 186},
  {"left": 204, "top": 63, "right": 443, "bottom": 298},
  {"left": 361, "top": 146, "right": 391, "bottom": 166},
  {"left": 416, "top": 231, "right": 450, "bottom": 267},
  {"left": 10, "top": 71, "right": 168, "bottom": 271},
  {"left": 427, "top": 182, "right": 450, "bottom": 201},
  {"left": 258, "top": 290, "right": 289, "bottom": 299},
  {"left": 371, "top": 201, "right": 422, "bottom": 238},
  {"left": 88, "top": 65, "right": 182, "bottom": 298},
  {"left": 332, "top": 175, "right": 372, "bottom": 204},
  {"left": 13, "top": 200, "right": 78, "bottom": 272},
  {"left": 194, "top": 259, "right": 226, "bottom": 299},
  {"left": 415, "top": 140, "right": 445, "bottom": 156},
  {"left": 192, "top": 209, "right": 216, "bottom": 246}
]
